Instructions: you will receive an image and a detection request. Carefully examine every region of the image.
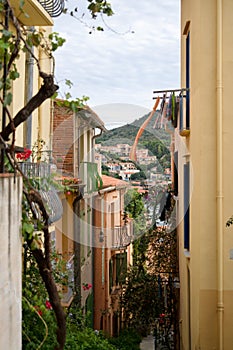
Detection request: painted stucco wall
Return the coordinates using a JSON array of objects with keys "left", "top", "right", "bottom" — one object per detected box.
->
[
  {"left": 0, "top": 7, "right": 53, "bottom": 151},
  {"left": 0, "top": 175, "right": 22, "bottom": 349},
  {"left": 178, "top": 0, "right": 233, "bottom": 349}
]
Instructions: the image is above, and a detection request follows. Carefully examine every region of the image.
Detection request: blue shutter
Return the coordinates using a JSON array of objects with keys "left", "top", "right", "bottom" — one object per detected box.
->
[
  {"left": 184, "top": 163, "right": 190, "bottom": 250},
  {"left": 186, "top": 32, "right": 190, "bottom": 129}
]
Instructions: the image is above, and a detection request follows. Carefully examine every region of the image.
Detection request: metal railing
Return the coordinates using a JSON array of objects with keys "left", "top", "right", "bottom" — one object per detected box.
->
[
  {"left": 61, "top": 255, "right": 74, "bottom": 305},
  {"left": 19, "top": 162, "right": 51, "bottom": 178},
  {"left": 112, "top": 223, "right": 133, "bottom": 249},
  {"left": 19, "top": 162, "right": 63, "bottom": 224},
  {"left": 37, "top": 0, "right": 65, "bottom": 17}
]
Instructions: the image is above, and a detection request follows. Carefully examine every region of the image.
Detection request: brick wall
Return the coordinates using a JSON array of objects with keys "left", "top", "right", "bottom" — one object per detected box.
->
[{"left": 53, "top": 102, "right": 74, "bottom": 175}]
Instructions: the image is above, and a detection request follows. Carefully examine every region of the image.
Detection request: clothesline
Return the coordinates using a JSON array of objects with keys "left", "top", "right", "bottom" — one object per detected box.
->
[
  {"left": 153, "top": 88, "right": 189, "bottom": 101},
  {"left": 152, "top": 88, "right": 189, "bottom": 129},
  {"left": 153, "top": 87, "right": 189, "bottom": 95}
]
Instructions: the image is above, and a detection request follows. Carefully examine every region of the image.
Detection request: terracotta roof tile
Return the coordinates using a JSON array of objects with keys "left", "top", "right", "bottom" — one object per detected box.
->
[{"left": 101, "top": 175, "right": 129, "bottom": 188}]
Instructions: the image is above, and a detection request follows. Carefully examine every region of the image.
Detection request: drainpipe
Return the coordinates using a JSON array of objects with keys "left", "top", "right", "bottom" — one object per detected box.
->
[
  {"left": 0, "top": 3, "right": 9, "bottom": 173},
  {"left": 49, "top": 54, "right": 56, "bottom": 155},
  {"left": 25, "top": 27, "right": 34, "bottom": 150},
  {"left": 216, "top": 0, "right": 224, "bottom": 349}
]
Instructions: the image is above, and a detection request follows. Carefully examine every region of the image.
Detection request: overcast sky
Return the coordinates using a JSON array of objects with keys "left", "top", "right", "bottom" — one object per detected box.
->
[{"left": 53, "top": 0, "right": 180, "bottom": 127}]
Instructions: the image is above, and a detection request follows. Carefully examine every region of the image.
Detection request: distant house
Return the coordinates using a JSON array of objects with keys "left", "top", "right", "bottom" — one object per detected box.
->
[
  {"left": 93, "top": 175, "right": 134, "bottom": 336},
  {"left": 106, "top": 162, "right": 121, "bottom": 173},
  {"left": 53, "top": 102, "right": 106, "bottom": 312}
]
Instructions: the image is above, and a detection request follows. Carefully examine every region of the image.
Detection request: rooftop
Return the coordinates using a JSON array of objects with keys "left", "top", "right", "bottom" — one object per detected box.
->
[{"left": 101, "top": 175, "right": 130, "bottom": 189}]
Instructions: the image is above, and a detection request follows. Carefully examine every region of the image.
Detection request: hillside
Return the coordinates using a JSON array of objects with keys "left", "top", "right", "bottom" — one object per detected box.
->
[{"left": 97, "top": 111, "right": 171, "bottom": 147}]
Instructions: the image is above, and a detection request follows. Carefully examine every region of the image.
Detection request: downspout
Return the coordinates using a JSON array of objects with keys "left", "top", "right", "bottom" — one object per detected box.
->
[
  {"left": 73, "top": 192, "right": 83, "bottom": 308},
  {"left": 0, "top": 3, "right": 9, "bottom": 173},
  {"left": 25, "top": 27, "right": 34, "bottom": 150},
  {"left": 216, "top": 0, "right": 224, "bottom": 349},
  {"left": 37, "top": 42, "right": 42, "bottom": 142},
  {"left": 92, "top": 128, "right": 103, "bottom": 141},
  {"left": 49, "top": 55, "right": 56, "bottom": 155}
]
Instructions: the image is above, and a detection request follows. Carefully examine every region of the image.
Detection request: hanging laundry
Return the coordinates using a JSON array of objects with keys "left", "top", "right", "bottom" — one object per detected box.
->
[
  {"left": 153, "top": 93, "right": 166, "bottom": 129},
  {"left": 153, "top": 112, "right": 160, "bottom": 129},
  {"left": 171, "top": 95, "right": 179, "bottom": 128},
  {"left": 130, "top": 97, "right": 160, "bottom": 161},
  {"left": 160, "top": 102, "right": 168, "bottom": 129},
  {"left": 166, "top": 93, "right": 173, "bottom": 121},
  {"left": 171, "top": 91, "right": 176, "bottom": 121},
  {"left": 179, "top": 92, "right": 183, "bottom": 130},
  {"left": 160, "top": 93, "right": 167, "bottom": 116}
]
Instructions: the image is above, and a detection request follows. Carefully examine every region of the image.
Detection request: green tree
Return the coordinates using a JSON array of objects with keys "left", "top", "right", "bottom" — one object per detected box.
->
[
  {"left": 124, "top": 188, "right": 144, "bottom": 219},
  {"left": 130, "top": 171, "right": 147, "bottom": 181},
  {"left": 101, "top": 164, "right": 110, "bottom": 175},
  {"left": 120, "top": 192, "right": 179, "bottom": 343}
]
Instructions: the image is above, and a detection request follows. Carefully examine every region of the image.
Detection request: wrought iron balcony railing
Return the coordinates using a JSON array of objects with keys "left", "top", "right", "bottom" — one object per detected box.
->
[
  {"left": 112, "top": 223, "right": 133, "bottom": 250},
  {"left": 61, "top": 255, "right": 74, "bottom": 306},
  {"left": 19, "top": 162, "right": 63, "bottom": 224},
  {"left": 37, "top": 0, "right": 65, "bottom": 17}
]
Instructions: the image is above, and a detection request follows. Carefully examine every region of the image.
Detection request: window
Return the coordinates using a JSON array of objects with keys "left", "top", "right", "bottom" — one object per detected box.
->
[
  {"left": 180, "top": 22, "right": 190, "bottom": 137},
  {"left": 109, "top": 258, "right": 113, "bottom": 292},
  {"left": 186, "top": 32, "right": 190, "bottom": 130},
  {"left": 184, "top": 162, "right": 190, "bottom": 250},
  {"left": 173, "top": 151, "right": 178, "bottom": 196},
  {"left": 111, "top": 252, "right": 127, "bottom": 286}
]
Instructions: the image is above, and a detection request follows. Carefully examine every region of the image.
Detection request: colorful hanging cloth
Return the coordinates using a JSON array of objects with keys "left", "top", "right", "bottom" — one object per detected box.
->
[
  {"left": 166, "top": 93, "right": 172, "bottom": 120},
  {"left": 179, "top": 92, "right": 183, "bottom": 130}
]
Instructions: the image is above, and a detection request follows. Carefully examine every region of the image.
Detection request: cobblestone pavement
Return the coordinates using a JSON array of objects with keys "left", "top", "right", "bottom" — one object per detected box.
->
[
  {"left": 140, "top": 335, "right": 154, "bottom": 350},
  {"left": 140, "top": 334, "right": 171, "bottom": 350}
]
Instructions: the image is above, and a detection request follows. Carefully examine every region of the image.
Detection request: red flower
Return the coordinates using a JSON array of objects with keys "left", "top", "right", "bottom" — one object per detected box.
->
[
  {"left": 82, "top": 283, "right": 92, "bottom": 291},
  {"left": 34, "top": 306, "right": 43, "bottom": 316},
  {"left": 16, "top": 148, "right": 32, "bottom": 161},
  {"left": 45, "top": 300, "right": 52, "bottom": 310}
]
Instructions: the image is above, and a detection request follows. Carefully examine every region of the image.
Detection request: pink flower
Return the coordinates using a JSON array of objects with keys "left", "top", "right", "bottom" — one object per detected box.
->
[{"left": 66, "top": 191, "right": 71, "bottom": 195}]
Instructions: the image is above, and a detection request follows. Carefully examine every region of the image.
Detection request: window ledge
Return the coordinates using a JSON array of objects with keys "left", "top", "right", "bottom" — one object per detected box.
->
[{"left": 179, "top": 129, "right": 190, "bottom": 137}]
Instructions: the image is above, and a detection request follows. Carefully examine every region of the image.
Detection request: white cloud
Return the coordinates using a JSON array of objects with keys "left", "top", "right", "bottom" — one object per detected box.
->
[{"left": 53, "top": 0, "right": 180, "bottom": 121}]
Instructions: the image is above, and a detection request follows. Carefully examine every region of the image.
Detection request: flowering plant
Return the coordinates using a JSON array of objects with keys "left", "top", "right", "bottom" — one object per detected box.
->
[
  {"left": 45, "top": 300, "right": 52, "bottom": 310},
  {"left": 16, "top": 148, "right": 32, "bottom": 161},
  {"left": 82, "top": 283, "right": 92, "bottom": 291}
]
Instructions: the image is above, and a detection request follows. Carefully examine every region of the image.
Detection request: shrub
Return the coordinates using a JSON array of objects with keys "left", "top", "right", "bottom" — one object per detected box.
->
[{"left": 109, "top": 328, "right": 142, "bottom": 350}]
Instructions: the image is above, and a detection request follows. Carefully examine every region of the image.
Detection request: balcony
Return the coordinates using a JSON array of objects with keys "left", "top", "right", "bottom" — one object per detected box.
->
[
  {"left": 37, "top": 0, "right": 64, "bottom": 17},
  {"left": 19, "top": 162, "right": 63, "bottom": 224},
  {"left": 111, "top": 223, "right": 133, "bottom": 250},
  {"left": 61, "top": 255, "right": 74, "bottom": 307},
  {"left": 79, "top": 162, "right": 102, "bottom": 194},
  {"left": 10, "top": 0, "right": 64, "bottom": 26},
  {"left": 19, "top": 161, "right": 52, "bottom": 178}
]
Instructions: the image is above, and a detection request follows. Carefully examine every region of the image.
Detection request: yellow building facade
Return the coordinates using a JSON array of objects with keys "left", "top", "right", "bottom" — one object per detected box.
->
[
  {"left": 0, "top": 0, "right": 55, "bottom": 152},
  {"left": 177, "top": 0, "right": 233, "bottom": 349},
  {"left": 0, "top": 2, "right": 62, "bottom": 348}
]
